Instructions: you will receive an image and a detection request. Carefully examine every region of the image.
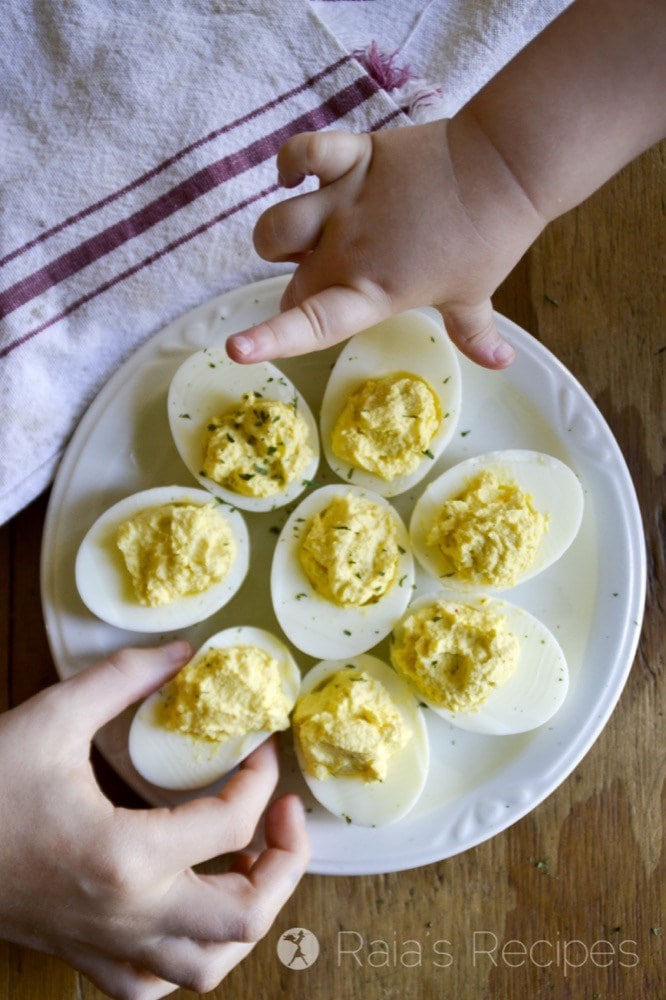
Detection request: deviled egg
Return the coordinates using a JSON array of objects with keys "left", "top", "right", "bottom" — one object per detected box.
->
[
  {"left": 390, "top": 591, "right": 569, "bottom": 735},
  {"left": 168, "top": 348, "right": 319, "bottom": 511},
  {"left": 410, "top": 450, "right": 584, "bottom": 592},
  {"left": 320, "top": 310, "right": 461, "bottom": 497},
  {"left": 129, "top": 626, "right": 301, "bottom": 790},
  {"left": 75, "top": 485, "right": 249, "bottom": 632},
  {"left": 271, "top": 484, "right": 415, "bottom": 658},
  {"left": 292, "top": 655, "right": 429, "bottom": 826}
]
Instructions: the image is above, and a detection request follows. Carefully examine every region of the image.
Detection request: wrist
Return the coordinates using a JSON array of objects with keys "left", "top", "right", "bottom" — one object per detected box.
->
[
  {"left": 456, "top": 0, "right": 666, "bottom": 225},
  {"left": 445, "top": 111, "right": 545, "bottom": 260}
]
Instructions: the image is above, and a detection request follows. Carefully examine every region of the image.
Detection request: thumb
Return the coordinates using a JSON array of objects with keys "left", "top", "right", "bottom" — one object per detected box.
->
[
  {"left": 60, "top": 641, "right": 192, "bottom": 742},
  {"left": 439, "top": 299, "right": 515, "bottom": 369}
]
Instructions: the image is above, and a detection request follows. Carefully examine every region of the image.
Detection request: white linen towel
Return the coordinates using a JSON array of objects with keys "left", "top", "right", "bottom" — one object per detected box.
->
[{"left": 0, "top": 0, "right": 570, "bottom": 525}]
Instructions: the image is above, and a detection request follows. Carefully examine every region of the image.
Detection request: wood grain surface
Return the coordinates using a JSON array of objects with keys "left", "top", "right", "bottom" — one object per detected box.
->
[{"left": 0, "top": 140, "right": 663, "bottom": 1000}]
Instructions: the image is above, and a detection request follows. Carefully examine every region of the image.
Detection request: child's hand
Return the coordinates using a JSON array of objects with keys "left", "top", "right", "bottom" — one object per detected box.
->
[
  {"left": 0, "top": 642, "right": 309, "bottom": 999},
  {"left": 227, "top": 0, "right": 664, "bottom": 372},
  {"left": 226, "top": 120, "right": 544, "bottom": 369}
]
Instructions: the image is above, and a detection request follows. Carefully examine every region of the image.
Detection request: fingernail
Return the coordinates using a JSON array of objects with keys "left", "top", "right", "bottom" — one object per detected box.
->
[
  {"left": 163, "top": 640, "right": 192, "bottom": 664},
  {"left": 228, "top": 334, "right": 253, "bottom": 358},
  {"left": 493, "top": 341, "right": 515, "bottom": 366}
]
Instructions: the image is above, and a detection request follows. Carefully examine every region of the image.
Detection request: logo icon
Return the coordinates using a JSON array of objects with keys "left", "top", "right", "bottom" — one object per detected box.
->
[{"left": 276, "top": 927, "right": 320, "bottom": 969}]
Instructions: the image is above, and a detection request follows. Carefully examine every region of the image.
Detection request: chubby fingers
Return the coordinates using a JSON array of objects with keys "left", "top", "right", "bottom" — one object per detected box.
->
[
  {"left": 253, "top": 130, "right": 371, "bottom": 265},
  {"left": 439, "top": 300, "right": 515, "bottom": 369},
  {"left": 253, "top": 128, "right": 372, "bottom": 264},
  {"left": 227, "top": 281, "right": 391, "bottom": 362},
  {"left": 253, "top": 187, "right": 328, "bottom": 263},
  {"left": 276, "top": 129, "right": 370, "bottom": 188},
  {"left": 163, "top": 793, "right": 310, "bottom": 943},
  {"left": 227, "top": 289, "right": 516, "bottom": 370}
]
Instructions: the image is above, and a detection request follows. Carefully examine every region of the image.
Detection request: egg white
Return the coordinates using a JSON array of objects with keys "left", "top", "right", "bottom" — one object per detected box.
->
[
  {"left": 409, "top": 449, "right": 584, "bottom": 592},
  {"left": 390, "top": 591, "right": 569, "bottom": 735},
  {"left": 75, "top": 485, "right": 249, "bottom": 632},
  {"left": 293, "top": 655, "right": 429, "bottom": 827},
  {"left": 319, "top": 310, "right": 461, "bottom": 497},
  {"left": 129, "top": 626, "right": 301, "bottom": 790},
  {"left": 167, "top": 348, "right": 319, "bottom": 511},
  {"left": 271, "top": 484, "right": 415, "bottom": 659}
]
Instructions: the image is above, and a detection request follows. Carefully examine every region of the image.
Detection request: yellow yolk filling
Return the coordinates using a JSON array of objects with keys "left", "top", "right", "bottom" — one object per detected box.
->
[
  {"left": 293, "top": 668, "right": 411, "bottom": 782},
  {"left": 299, "top": 493, "right": 400, "bottom": 607},
  {"left": 202, "top": 392, "right": 313, "bottom": 497},
  {"left": 427, "top": 470, "right": 549, "bottom": 588},
  {"left": 157, "top": 645, "right": 292, "bottom": 742},
  {"left": 331, "top": 372, "right": 441, "bottom": 480},
  {"left": 391, "top": 600, "right": 519, "bottom": 713},
  {"left": 116, "top": 501, "right": 235, "bottom": 607}
]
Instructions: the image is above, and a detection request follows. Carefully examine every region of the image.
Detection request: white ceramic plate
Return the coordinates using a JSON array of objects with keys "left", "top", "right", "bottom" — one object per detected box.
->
[{"left": 40, "top": 275, "right": 646, "bottom": 876}]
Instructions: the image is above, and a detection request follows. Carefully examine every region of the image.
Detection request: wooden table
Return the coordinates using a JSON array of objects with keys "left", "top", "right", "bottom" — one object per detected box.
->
[{"left": 1, "top": 140, "right": 663, "bottom": 1000}]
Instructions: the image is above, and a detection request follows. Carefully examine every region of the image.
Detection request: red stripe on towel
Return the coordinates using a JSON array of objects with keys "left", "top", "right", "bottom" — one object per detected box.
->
[
  {"left": 0, "top": 102, "right": 401, "bottom": 360},
  {"left": 0, "top": 184, "right": 281, "bottom": 360},
  {"left": 0, "top": 56, "right": 353, "bottom": 270},
  {"left": 0, "top": 75, "right": 379, "bottom": 323}
]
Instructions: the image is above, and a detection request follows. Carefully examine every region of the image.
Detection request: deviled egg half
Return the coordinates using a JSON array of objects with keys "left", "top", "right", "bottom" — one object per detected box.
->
[
  {"left": 75, "top": 485, "right": 249, "bottom": 632},
  {"left": 168, "top": 348, "right": 319, "bottom": 512},
  {"left": 292, "top": 654, "right": 429, "bottom": 826},
  {"left": 271, "top": 484, "right": 415, "bottom": 659},
  {"left": 320, "top": 310, "right": 461, "bottom": 497},
  {"left": 390, "top": 591, "right": 569, "bottom": 735},
  {"left": 410, "top": 450, "right": 584, "bottom": 592},
  {"left": 129, "top": 626, "right": 301, "bottom": 790}
]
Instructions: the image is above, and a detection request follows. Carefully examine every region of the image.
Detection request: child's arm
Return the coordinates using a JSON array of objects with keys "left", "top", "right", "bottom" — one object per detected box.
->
[
  {"left": 227, "top": 0, "right": 666, "bottom": 369},
  {"left": 0, "top": 643, "right": 309, "bottom": 999}
]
